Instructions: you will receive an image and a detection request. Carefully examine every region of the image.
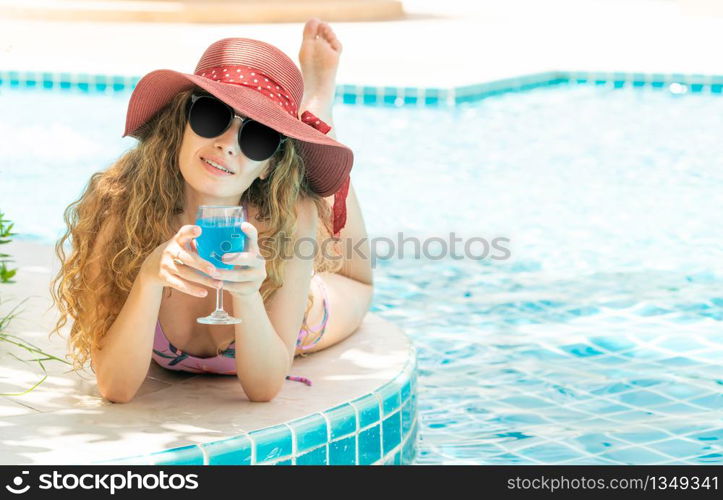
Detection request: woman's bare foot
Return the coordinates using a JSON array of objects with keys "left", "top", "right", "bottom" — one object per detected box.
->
[{"left": 298, "top": 18, "right": 342, "bottom": 120}]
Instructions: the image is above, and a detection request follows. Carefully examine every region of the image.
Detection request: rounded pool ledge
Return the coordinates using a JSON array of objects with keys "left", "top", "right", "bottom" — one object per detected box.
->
[
  {"left": 100, "top": 313, "right": 418, "bottom": 466},
  {"left": 0, "top": 240, "right": 417, "bottom": 466}
]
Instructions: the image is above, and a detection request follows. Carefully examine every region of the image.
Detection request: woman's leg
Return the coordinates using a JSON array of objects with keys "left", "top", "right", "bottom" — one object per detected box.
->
[{"left": 295, "top": 19, "right": 373, "bottom": 355}]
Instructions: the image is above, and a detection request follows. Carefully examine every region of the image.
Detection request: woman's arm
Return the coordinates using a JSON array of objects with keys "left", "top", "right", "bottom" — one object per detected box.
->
[
  {"left": 89, "top": 224, "right": 165, "bottom": 404},
  {"left": 92, "top": 223, "right": 220, "bottom": 403},
  {"left": 229, "top": 197, "right": 318, "bottom": 401}
]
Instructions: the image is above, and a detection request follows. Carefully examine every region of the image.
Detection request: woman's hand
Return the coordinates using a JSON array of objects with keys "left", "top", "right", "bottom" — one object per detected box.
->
[
  {"left": 140, "top": 224, "right": 223, "bottom": 297},
  {"left": 216, "top": 221, "right": 267, "bottom": 297}
]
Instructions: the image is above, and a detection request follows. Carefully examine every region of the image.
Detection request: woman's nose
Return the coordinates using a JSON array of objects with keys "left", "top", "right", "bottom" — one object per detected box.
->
[{"left": 214, "top": 117, "right": 243, "bottom": 155}]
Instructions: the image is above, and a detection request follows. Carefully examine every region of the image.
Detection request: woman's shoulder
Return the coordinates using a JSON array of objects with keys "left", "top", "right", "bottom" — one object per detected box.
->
[
  {"left": 296, "top": 196, "right": 318, "bottom": 219},
  {"left": 246, "top": 197, "right": 318, "bottom": 233},
  {"left": 295, "top": 196, "right": 319, "bottom": 235}
]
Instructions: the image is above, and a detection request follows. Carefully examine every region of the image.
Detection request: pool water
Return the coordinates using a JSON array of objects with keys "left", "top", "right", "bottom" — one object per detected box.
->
[{"left": 1, "top": 82, "right": 722, "bottom": 464}]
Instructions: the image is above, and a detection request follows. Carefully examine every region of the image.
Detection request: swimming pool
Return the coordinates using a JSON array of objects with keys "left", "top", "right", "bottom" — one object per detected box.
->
[{"left": 1, "top": 74, "right": 722, "bottom": 464}]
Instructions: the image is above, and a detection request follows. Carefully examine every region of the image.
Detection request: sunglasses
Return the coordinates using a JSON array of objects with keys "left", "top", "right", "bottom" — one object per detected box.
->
[{"left": 186, "top": 93, "right": 287, "bottom": 162}]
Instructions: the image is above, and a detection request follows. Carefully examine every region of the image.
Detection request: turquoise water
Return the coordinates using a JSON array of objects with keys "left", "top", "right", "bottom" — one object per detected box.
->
[{"left": 1, "top": 82, "right": 722, "bottom": 464}]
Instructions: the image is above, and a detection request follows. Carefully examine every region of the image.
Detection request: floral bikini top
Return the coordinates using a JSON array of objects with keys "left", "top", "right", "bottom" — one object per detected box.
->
[{"left": 151, "top": 273, "right": 330, "bottom": 387}]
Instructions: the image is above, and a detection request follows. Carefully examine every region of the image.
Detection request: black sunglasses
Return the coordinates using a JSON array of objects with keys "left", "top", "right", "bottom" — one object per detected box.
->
[{"left": 186, "top": 93, "right": 287, "bottom": 162}]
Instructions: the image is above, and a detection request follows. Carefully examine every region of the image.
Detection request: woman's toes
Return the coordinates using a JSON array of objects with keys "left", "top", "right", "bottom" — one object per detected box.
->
[
  {"left": 303, "top": 17, "right": 321, "bottom": 40},
  {"left": 320, "top": 23, "right": 342, "bottom": 51}
]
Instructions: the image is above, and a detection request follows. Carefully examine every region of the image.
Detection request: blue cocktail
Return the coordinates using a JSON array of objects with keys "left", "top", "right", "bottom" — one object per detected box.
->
[{"left": 194, "top": 205, "right": 246, "bottom": 324}]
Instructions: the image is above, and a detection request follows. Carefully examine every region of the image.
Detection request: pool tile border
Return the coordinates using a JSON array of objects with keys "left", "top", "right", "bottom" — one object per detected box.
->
[
  {"left": 2, "top": 70, "right": 721, "bottom": 105},
  {"left": 94, "top": 344, "right": 418, "bottom": 466}
]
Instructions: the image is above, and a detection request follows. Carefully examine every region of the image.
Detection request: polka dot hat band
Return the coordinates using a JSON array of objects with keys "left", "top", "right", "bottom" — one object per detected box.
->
[{"left": 199, "top": 64, "right": 332, "bottom": 134}]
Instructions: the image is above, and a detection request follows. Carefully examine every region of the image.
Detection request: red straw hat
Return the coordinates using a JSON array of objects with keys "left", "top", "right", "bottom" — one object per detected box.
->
[{"left": 122, "top": 37, "right": 353, "bottom": 237}]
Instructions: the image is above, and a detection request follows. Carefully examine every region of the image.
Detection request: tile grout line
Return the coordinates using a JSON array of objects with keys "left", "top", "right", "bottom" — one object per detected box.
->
[
  {"left": 247, "top": 432, "right": 256, "bottom": 465},
  {"left": 283, "top": 422, "right": 296, "bottom": 465},
  {"left": 348, "top": 399, "right": 360, "bottom": 465},
  {"left": 319, "top": 411, "right": 332, "bottom": 465}
]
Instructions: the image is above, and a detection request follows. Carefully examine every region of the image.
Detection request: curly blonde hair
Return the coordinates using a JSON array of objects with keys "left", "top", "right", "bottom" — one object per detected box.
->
[{"left": 50, "top": 87, "right": 343, "bottom": 372}]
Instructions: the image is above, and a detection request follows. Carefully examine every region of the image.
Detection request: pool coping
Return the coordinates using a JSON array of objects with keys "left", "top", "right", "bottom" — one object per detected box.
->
[
  {"left": 93, "top": 344, "right": 419, "bottom": 466},
  {"left": 1, "top": 70, "right": 722, "bottom": 106}
]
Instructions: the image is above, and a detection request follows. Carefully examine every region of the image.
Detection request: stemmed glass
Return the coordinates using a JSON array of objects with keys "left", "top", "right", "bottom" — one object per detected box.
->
[{"left": 194, "top": 205, "right": 246, "bottom": 324}]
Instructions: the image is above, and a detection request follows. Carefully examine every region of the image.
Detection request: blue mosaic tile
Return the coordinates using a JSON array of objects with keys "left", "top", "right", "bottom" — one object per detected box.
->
[
  {"left": 383, "top": 95, "right": 398, "bottom": 106},
  {"left": 201, "top": 434, "right": 252, "bottom": 465},
  {"left": 342, "top": 93, "right": 357, "bottom": 105},
  {"left": 274, "top": 459, "right": 293, "bottom": 465},
  {"left": 518, "top": 82, "right": 540, "bottom": 91},
  {"left": 690, "top": 83, "right": 704, "bottom": 93},
  {"left": 250, "top": 424, "right": 292, "bottom": 463},
  {"left": 382, "top": 411, "right": 402, "bottom": 454},
  {"left": 600, "top": 447, "right": 672, "bottom": 464},
  {"left": 380, "top": 86, "right": 396, "bottom": 105},
  {"left": 362, "top": 95, "right": 377, "bottom": 105},
  {"left": 353, "top": 393, "right": 380, "bottom": 429},
  {"left": 425, "top": 88, "right": 440, "bottom": 98},
  {"left": 403, "top": 87, "right": 418, "bottom": 105},
  {"left": 695, "top": 453, "right": 723, "bottom": 463},
  {"left": 325, "top": 403, "right": 357, "bottom": 439},
  {"left": 329, "top": 436, "right": 356, "bottom": 465},
  {"left": 377, "top": 381, "right": 402, "bottom": 417},
  {"left": 648, "top": 438, "right": 707, "bottom": 458},
  {"left": 400, "top": 378, "right": 411, "bottom": 403},
  {"left": 358, "top": 424, "right": 381, "bottom": 465},
  {"left": 112, "top": 75, "right": 126, "bottom": 91},
  {"left": 58, "top": 72, "right": 72, "bottom": 89},
  {"left": 296, "top": 445, "right": 327, "bottom": 465},
  {"left": 402, "top": 422, "right": 418, "bottom": 464},
  {"left": 336, "top": 84, "right": 355, "bottom": 97},
  {"left": 401, "top": 399, "right": 414, "bottom": 437},
  {"left": 289, "top": 413, "right": 328, "bottom": 453},
  {"left": 149, "top": 444, "right": 204, "bottom": 465},
  {"left": 362, "top": 86, "right": 377, "bottom": 105},
  {"left": 688, "top": 428, "right": 723, "bottom": 442},
  {"left": 455, "top": 94, "right": 476, "bottom": 105}
]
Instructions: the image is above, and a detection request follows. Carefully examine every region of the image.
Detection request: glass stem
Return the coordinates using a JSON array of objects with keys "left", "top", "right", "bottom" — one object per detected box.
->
[{"left": 215, "top": 282, "right": 224, "bottom": 313}]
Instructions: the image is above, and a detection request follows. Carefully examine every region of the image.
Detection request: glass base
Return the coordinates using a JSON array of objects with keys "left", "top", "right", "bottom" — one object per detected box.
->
[{"left": 197, "top": 310, "right": 242, "bottom": 325}]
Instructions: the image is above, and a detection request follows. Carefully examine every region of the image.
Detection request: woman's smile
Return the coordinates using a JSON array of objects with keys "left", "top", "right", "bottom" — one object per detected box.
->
[{"left": 200, "top": 156, "right": 235, "bottom": 176}]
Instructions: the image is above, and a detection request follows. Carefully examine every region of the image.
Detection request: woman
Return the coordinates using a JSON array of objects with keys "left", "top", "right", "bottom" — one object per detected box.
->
[{"left": 50, "top": 19, "right": 373, "bottom": 403}]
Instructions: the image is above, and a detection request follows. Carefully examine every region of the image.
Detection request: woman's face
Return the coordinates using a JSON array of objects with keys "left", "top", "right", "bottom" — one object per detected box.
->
[{"left": 177, "top": 111, "right": 270, "bottom": 204}]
